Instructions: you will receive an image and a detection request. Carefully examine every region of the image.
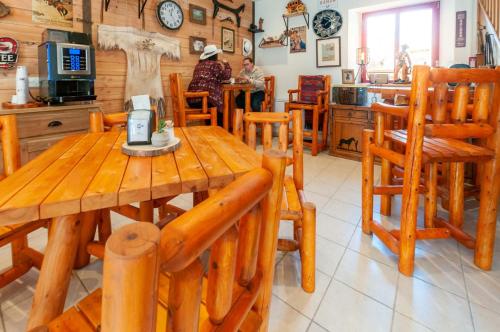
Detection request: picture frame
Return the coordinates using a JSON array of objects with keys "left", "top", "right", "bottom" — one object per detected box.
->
[
  {"left": 221, "top": 27, "right": 235, "bottom": 53},
  {"left": 342, "top": 69, "right": 355, "bottom": 84},
  {"left": 316, "top": 37, "right": 341, "bottom": 67},
  {"left": 189, "top": 36, "right": 207, "bottom": 55},
  {"left": 189, "top": 4, "right": 206, "bottom": 25}
]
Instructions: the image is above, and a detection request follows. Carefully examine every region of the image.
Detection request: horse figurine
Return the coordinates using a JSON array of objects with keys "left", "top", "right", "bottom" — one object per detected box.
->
[{"left": 338, "top": 137, "right": 358, "bottom": 151}]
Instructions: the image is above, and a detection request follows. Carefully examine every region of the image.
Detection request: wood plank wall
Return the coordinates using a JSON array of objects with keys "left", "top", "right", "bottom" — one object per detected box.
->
[{"left": 0, "top": 0, "right": 253, "bottom": 116}]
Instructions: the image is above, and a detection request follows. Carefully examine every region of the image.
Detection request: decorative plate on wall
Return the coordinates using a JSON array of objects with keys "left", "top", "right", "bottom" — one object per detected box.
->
[{"left": 312, "top": 9, "right": 343, "bottom": 38}]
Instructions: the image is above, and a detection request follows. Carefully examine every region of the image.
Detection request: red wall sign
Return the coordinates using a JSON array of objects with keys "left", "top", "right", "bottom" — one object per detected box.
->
[{"left": 0, "top": 37, "right": 19, "bottom": 69}]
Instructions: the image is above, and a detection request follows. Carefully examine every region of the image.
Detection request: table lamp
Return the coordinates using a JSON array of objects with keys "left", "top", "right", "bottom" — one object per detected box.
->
[{"left": 355, "top": 47, "right": 370, "bottom": 82}]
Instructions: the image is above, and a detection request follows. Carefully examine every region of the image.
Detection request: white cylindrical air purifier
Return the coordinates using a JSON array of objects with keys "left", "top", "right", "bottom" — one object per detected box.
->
[{"left": 15, "top": 66, "right": 28, "bottom": 104}]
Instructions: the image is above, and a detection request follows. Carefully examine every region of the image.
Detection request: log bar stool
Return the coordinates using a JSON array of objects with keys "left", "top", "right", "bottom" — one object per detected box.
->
[
  {"left": 285, "top": 75, "right": 331, "bottom": 156},
  {"left": 169, "top": 73, "right": 217, "bottom": 127},
  {"left": 362, "top": 65, "right": 500, "bottom": 276},
  {"left": 0, "top": 115, "right": 46, "bottom": 287},
  {"left": 234, "top": 109, "right": 317, "bottom": 292},
  {"left": 35, "top": 151, "right": 287, "bottom": 332}
]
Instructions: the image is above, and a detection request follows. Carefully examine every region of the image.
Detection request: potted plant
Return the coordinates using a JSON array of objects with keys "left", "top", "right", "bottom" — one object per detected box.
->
[{"left": 151, "top": 119, "right": 170, "bottom": 147}]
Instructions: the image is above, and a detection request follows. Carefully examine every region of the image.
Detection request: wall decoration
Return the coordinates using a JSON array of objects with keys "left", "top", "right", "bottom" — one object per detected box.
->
[
  {"left": 221, "top": 27, "right": 235, "bottom": 53},
  {"left": 313, "top": 9, "right": 342, "bottom": 38},
  {"left": 455, "top": 10, "right": 466, "bottom": 48},
  {"left": 242, "top": 38, "right": 252, "bottom": 56},
  {"left": 189, "top": 36, "right": 207, "bottom": 55},
  {"left": 189, "top": 4, "right": 206, "bottom": 25},
  {"left": 286, "top": 0, "right": 307, "bottom": 15},
  {"left": 318, "top": 0, "right": 337, "bottom": 10},
  {"left": 97, "top": 25, "right": 180, "bottom": 112},
  {"left": 0, "top": 1, "right": 11, "bottom": 18},
  {"left": 316, "top": 37, "right": 340, "bottom": 67},
  {"left": 290, "top": 26, "right": 307, "bottom": 53},
  {"left": 212, "top": 0, "right": 245, "bottom": 27},
  {"left": 157, "top": 0, "right": 184, "bottom": 30},
  {"left": 341, "top": 69, "right": 355, "bottom": 84},
  {"left": 0, "top": 37, "right": 18, "bottom": 69},
  {"left": 32, "top": 0, "right": 73, "bottom": 27}
]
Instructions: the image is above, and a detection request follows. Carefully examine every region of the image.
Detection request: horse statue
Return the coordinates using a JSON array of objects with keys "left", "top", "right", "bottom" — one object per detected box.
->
[{"left": 338, "top": 137, "right": 358, "bottom": 151}]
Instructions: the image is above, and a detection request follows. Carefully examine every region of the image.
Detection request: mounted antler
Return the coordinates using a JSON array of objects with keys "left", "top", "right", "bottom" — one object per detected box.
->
[{"left": 213, "top": 0, "right": 245, "bottom": 27}]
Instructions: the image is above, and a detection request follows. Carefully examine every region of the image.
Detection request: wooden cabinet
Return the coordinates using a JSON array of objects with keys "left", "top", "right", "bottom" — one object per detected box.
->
[
  {"left": 329, "top": 104, "right": 373, "bottom": 161},
  {"left": 0, "top": 104, "right": 99, "bottom": 173}
]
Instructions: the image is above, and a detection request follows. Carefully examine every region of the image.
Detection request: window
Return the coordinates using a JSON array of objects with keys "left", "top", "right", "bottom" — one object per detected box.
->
[{"left": 361, "top": 2, "right": 440, "bottom": 81}]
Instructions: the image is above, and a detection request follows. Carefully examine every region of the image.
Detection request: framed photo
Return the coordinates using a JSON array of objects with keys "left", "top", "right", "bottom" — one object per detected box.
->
[
  {"left": 221, "top": 27, "right": 235, "bottom": 53},
  {"left": 316, "top": 37, "right": 341, "bottom": 67},
  {"left": 289, "top": 26, "right": 307, "bottom": 53},
  {"left": 189, "top": 36, "right": 207, "bottom": 55},
  {"left": 189, "top": 4, "right": 206, "bottom": 25},
  {"left": 342, "top": 69, "right": 355, "bottom": 84}
]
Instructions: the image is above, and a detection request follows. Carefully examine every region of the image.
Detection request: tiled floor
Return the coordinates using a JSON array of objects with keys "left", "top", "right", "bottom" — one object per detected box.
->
[{"left": 1, "top": 152, "right": 500, "bottom": 331}]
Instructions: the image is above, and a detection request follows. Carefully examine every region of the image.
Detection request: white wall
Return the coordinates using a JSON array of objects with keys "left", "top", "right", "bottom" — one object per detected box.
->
[{"left": 255, "top": 0, "right": 477, "bottom": 109}]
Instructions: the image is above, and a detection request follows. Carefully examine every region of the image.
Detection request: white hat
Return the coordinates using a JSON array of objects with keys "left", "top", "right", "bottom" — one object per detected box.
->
[{"left": 200, "top": 44, "right": 222, "bottom": 60}]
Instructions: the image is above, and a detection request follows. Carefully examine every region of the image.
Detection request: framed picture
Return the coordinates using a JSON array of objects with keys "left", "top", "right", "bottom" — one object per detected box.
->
[
  {"left": 342, "top": 69, "right": 355, "bottom": 84},
  {"left": 189, "top": 36, "right": 207, "bottom": 55},
  {"left": 189, "top": 4, "right": 206, "bottom": 25},
  {"left": 221, "top": 27, "right": 235, "bottom": 53},
  {"left": 289, "top": 26, "right": 307, "bottom": 53},
  {"left": 316, "top": 37, "right": 341, "bottom": 67}
]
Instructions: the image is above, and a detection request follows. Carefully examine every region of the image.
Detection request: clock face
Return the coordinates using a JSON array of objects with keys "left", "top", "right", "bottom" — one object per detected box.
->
[
  {"left": 157, "top": 0, "right": 184, "bottom": 30},
  {"left": 313, "top": 10, "right": 343, "bottom": 38}
]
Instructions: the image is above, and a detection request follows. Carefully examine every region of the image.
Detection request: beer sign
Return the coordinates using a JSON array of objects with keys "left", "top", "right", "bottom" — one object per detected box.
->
[{"left": 0, "top": 37, "right": 18, "bottom": 69}]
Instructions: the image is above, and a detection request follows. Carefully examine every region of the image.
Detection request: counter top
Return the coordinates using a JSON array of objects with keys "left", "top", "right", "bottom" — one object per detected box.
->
[{"left": 0, "top": 103, "right": 101, "bottom": 115}]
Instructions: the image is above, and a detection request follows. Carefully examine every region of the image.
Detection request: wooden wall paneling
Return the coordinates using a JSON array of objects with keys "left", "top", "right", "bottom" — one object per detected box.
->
[{"left": 0, "top": 0, "right": 253, "bottom": 116}]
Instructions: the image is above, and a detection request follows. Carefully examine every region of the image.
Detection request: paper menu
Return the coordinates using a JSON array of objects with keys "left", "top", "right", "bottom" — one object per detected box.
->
[{"left": 131, "top": 95, "right": 151, "bottom": 110}]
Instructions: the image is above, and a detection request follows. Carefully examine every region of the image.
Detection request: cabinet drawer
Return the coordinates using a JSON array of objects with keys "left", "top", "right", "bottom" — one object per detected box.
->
[
  {"left": 334, "top": 109, "right": 369, "bottom": 120},
  {"left": 19, "top": 131, "right": 86, "bottom": 164},
  {"left": 16, "top": 109, "right": 89, "bottom": 139}
]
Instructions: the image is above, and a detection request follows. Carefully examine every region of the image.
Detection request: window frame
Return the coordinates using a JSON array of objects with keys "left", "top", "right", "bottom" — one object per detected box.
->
[{"left": 361, "top": 1, "right": 440, "bottom": 82}]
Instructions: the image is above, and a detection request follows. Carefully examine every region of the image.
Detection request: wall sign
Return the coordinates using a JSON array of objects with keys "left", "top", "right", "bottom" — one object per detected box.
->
[
  {"left": 32, "top": 0, "right": 73, "bottom": 28},
  {"left": 0, "top": 37, "right": 19, "bottom": 69},
  {"left": 318, "top": 0, "right": 337, "bottom": 10},
  {"left": 455, "top": 11, "right": 466, "bottom": 48}
]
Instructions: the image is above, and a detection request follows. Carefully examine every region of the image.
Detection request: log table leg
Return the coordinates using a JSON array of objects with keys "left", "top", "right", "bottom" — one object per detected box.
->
[
  {"left": 27, "top": 214, "right": 82, "bottom": 330},
  {"left": 223, "top": 90, "right": 230, "bottom": 130},
  {"left": 245, "top": 89, "right": 251, "bottom": 114}
]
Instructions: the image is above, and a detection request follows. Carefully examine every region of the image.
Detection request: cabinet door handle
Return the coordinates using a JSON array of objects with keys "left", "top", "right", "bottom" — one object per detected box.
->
[{"left": 48, "top": 120, "right": 63, "bottom": 128}]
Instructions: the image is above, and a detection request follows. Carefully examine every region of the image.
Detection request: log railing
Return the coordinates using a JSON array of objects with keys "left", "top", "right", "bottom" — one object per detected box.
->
[
  {"left": 100, "top": 150, "right": 286, "bottom": 332},
  {"left": 479, "top": 0, "right": 499, "bottom": 36}
]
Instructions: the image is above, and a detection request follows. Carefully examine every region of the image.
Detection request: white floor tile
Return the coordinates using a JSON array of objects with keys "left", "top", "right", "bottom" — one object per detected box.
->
[
  {"left": 273, "top": 255, "right": 331, "bottom": 318},
  {"left": 303, "top": 191, "right": 330, "bottom": 212},
  {"left": 463, "top": 265, "right": 500, "bottom": 315},
  {"left": 316, "top": 213, "right": 356, "bottom": 247},
  {"left": 74, "top": 259, "right": 103, "bottom": 293},
  {"left": 470, "top": 302, "right": 500, "bottom": 332},
  {"left": 307, "top": 322, "right": 328, "bottom": 332},
  {"left": 322, "top": 199, "right": 361, "bottom": 225},
  {"left": 268, "top": 295, "right": 311, "bottom": 332},
  {"left": 334, "top": 249, "right": 398, "bottom": 307},
  {"left": 391, "top": 312, "right": 432, "bottom": 332},
  {"left": 348, "top": 227, "right": 399, "bottom": 268},
  {"left": 395, "top": 275, "right": 473, "bottom": 332},
  {"left": 332, "top": 185, "right": 362, "bottom": 207},
  {"left": 314, "top": 280, "right": 393, "bottom": 332}
]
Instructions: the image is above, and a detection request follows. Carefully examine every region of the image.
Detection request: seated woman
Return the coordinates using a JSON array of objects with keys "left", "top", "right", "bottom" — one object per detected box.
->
[{"left": 187, "top": 44, "right": 232, "bottom": 126}]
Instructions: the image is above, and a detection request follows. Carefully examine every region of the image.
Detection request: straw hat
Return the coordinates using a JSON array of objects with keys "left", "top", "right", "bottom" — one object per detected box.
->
[{"left": 200, "top": 44, "right": 222, "bottom": 60}]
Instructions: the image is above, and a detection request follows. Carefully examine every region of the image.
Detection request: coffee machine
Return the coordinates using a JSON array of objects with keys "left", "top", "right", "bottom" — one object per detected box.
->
[{"left": 38, "top": 29, "right": 96, "bottom": 103}]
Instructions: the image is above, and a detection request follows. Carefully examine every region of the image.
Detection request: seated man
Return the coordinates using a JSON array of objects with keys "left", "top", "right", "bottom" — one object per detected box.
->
[{"left": 235, "top": 57, "right": 265, "bottom": 112}]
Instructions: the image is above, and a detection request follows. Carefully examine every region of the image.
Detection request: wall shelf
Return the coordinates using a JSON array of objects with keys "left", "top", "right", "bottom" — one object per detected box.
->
[
  {"left": 249, "top": 28, "right": 265, "bottom": 33},
  {"left": 259, "top": 41, "right": 285, "bottom": 48},
  {"left": 282, "top": 11, "right": 310, "bottom": 30}
]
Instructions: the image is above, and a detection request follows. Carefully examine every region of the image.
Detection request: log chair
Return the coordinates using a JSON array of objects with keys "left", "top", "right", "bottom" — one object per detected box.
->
[
  {"left": 169, "top": 73, "right": 217, "bottom": 127},
  {"left": 234, "top": 108, "right": 317, "bottom": 292},
  {"left": 362, "top": 65, "right": 500, "bottom": 275},
  {"left": 34, "top": 150, "right": 287, "bottom": 332},
  {"left": 0, "top": 115, "right": 46, "bottom": 288},
  {"left": 284, "top": 75, "right": 331, "bottom": 156},
  {"left": 261, "top": 75, "right": 276, "bottom": 112}
]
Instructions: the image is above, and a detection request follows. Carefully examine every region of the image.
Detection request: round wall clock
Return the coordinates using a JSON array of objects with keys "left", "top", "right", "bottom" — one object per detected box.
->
[
  {"left": 157, "top": 0, "right": 184, "bottom": 30},
  {"left": 312, "top": 10, "right": 343, "bottom": 38}
]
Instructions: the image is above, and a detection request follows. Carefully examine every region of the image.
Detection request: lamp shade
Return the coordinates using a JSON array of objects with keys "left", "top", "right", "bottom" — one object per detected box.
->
[{"left": 356, "top": 47, "right": 370, "bottom": 65}]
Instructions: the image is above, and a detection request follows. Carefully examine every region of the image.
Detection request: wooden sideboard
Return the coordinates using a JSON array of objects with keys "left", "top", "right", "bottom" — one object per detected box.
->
[
  {"left": 0, "top": 104, "right": 99, "bottom": 173},
  {"left": 329, "top": 104, "right": 373, "bottom": 161}
]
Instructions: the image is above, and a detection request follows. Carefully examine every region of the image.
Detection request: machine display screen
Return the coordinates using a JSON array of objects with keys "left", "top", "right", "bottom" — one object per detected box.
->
[{"left": 62, "top": 47, "right": 87, "bottom": 71}]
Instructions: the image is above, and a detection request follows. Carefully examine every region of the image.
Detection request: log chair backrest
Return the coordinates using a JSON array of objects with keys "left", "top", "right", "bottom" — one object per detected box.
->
[
  {"left": 234, "top": 109, "right": 304, "bottom": 191},
  {"left": 263, "top": 76, "right": 275, "bottom": 112},
  {"left": 100, "top": 151, "right": 287, "bottom": 332},
  {"left": 298, "top": 75, "right": 331, "bottom": 108},
  {"left": 169, "top": 73, "right": 187, "bottom": 126},
  {"left": 0, "top": 115, "right": 20, "bottom": 178}
]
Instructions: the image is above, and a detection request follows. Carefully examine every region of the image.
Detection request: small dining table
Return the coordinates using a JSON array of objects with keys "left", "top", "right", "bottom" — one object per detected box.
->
[
  {"left": 222, "top": 82, "right": 253, "bottom": 130},
  {"left": 0, "top": 126, "right": 260, "bottom": 329}
]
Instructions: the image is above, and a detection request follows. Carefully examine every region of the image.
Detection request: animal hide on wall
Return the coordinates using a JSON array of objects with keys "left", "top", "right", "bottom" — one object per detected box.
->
[{"left": 98, "top": 24, "right": 180, "bottom": 112}]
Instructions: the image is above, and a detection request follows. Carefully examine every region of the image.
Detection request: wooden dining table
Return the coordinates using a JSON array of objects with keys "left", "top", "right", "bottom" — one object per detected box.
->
[
  {"left": 222, "top": 82, "right": 253, "bottom": 130},
  {"left": 0, "top": 126, "right": 260, "bottom": 329}
]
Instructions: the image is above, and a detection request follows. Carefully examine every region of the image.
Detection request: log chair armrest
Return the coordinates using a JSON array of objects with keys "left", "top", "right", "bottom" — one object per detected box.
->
[
  {"left": 288, "top": 89, "right": 300, "bottom": 102},
  {"left": 424, "top": 123, "right": 494, "bottom": 139},
  {"left": 103, "top": 112, "right": 128, "bottom": 126},
  {"left": 184, "top": 91, "right": 209, "bottom": 98},
  {"left": 371, "top": 102, "right": 409, "bottom": 118}
]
